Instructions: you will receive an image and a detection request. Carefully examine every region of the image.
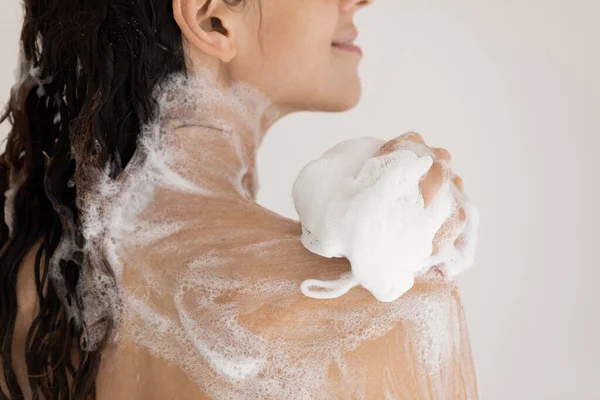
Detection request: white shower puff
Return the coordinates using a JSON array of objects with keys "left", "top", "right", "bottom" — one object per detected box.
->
[{"left": 292, "top": 137, "right": 479, "bottom": 302}]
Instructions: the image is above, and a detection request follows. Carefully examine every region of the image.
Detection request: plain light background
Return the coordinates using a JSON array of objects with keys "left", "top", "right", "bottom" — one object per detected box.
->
[{"left": 1, "top": 1, "right": 599, "bottom": 399}]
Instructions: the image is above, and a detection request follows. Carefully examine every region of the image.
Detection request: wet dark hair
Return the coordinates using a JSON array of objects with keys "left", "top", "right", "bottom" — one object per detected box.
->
[{"left": 0, "top": 0, "right": 244, "bottom": 398}]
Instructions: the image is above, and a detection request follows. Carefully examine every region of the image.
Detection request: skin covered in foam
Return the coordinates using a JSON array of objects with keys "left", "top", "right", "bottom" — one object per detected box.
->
[
  {"left": 79, "top": 71, "right": 480, "bottom": 399},
  {"left": 292, "top": 137, "right": 480, "bottom": 302}
]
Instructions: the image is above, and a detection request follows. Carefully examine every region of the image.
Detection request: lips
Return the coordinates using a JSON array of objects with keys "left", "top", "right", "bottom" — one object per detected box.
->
[
  {"left": 332, "top": 29, "right": 359, "bottom": 46},
  {"left": 332, "top": 29, "right": 362, "bottom": 56}
]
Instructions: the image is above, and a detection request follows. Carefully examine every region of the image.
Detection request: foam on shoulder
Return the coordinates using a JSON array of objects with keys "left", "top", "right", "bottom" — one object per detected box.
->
[
  {"left": 292, "top": 137, "right": 480, "bottom": 302},
  {"left": 50, "top": 70, "right": 478, "bottom": 398}
]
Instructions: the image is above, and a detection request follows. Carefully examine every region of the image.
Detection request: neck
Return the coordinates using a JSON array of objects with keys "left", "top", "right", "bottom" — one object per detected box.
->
[{"left": 150, "top": 71, "right": 282, "bottom": 202}]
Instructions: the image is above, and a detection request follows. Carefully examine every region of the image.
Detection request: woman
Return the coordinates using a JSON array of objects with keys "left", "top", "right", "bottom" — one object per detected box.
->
[{"left": 0, "top": 0, "right": 477, "bottom": 398}]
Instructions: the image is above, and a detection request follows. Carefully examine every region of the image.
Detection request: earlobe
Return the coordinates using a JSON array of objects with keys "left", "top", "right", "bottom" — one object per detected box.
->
[{"left": 172, "top": 0, "right": 236, "bottom": 62}]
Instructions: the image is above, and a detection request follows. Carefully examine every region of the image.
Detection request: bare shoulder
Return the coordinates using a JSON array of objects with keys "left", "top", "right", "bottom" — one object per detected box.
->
[{"left": 108, "top": 202, "right": 476, "bottom": 399}]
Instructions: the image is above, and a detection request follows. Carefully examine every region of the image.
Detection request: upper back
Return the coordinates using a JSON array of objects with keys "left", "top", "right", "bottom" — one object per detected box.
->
[
  {"left": 6, "top": 189, "right": 477, "bottom": 399},
  {"left": 93, "top": 190, "right": 478, "bottom": 399}
]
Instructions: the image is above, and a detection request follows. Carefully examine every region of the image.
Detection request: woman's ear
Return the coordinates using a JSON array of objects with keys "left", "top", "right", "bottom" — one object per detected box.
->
[{"left": 172, "top": 0, "right": 237, "bottom": 62}]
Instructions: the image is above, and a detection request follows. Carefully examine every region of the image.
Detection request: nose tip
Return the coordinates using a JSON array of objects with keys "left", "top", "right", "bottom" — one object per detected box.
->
[{"left": 342, "top": 0, "right": 374, "bottom": 12}]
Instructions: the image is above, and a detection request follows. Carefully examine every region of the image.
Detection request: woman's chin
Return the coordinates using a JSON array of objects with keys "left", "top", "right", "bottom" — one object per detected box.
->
[{"left": 327, "top": 86, "right": 362, "bottom": 112}]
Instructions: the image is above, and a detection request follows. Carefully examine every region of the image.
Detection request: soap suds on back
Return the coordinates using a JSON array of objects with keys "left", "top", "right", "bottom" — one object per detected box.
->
[{"left": 66, "top": 70, "right": 477, "bottom": 399}]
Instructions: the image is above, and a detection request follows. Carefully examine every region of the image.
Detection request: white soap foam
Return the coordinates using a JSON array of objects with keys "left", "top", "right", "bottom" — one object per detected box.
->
[
  {"left": 48, "top": 70, "right": 276, "bottom": 351},
  {"left": 292, "top": 137, "right": 479, "bottom": 302},
  {"left": 124, "top": 247, "right": 465, "bottom": 399},
  {"left": 61, "top": 70, "right": 477, "bottom": 398}
]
